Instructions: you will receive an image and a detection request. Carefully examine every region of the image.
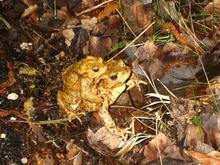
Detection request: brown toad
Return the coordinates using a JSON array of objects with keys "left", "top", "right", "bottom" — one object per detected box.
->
[{"left": 57, "top": 56, "right": 143, "bottom": 138}]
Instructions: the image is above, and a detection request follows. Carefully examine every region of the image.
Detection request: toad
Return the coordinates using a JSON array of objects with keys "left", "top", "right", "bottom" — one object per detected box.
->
[{"left": 57, "top": 56, "right": 145, "bottom": 138}]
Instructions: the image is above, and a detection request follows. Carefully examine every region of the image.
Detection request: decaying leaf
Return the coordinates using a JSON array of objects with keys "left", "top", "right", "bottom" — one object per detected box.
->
[
  {"left": 19, "top": 66, "right": 38, "bottom": 76},
  {"left": 97, "top": 2, "right": 118, "bottom": 21},
  {"left": 87, "top": 127, "right": 124, "bottom": 151}
]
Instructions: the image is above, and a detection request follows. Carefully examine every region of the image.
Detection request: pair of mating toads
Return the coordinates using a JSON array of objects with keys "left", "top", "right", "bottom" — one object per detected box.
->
[{"left": 57, "top": 56, "right": 145, "bottom": 138}]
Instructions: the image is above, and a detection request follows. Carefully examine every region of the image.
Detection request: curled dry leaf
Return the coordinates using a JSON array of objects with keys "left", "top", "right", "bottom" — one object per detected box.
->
[
  {"left": 87, "top": 127, "right": 124, "bottom": 151},
  {"left": 21, "top": 4, "right": 38, "bottom": 18},
  {"left": 62, "top": 29, "right": 75, "bottom": 47}
]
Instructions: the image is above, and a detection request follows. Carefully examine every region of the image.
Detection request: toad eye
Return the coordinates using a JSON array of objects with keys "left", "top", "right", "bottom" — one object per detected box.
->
[
  {"left": 92, "top": 66, "right": 99, "bottom": 72},
  {"left": 110, "top": 74, "right": 117, "bottom": 80}
]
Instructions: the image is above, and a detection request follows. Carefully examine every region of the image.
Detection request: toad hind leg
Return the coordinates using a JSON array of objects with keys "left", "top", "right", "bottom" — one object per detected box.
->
[{"left": 98, "top": 107, "right": 129, "bottom": 140}]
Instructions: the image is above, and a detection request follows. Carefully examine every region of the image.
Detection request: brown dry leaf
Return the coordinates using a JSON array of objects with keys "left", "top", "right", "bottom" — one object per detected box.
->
[
  {"left": 142, "top": 132, "right": 171, "bottom": 164},
  {"left": 97, "top": 3, "right": 118, "bottom": 21},
  {"left": 87, "top": 127, "right": 124, "bottom": 151},
  {"left": 21, "top": 4, "right": 38, "bottom": 18},
  {"left": 184, "top": 149, "right": 220, "bottom": 165},
  {"left": 62, "top": 29, "right": 75, "bottom": 47}
]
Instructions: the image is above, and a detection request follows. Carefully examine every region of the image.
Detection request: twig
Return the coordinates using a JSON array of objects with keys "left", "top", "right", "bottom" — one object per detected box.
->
[
  {"left": 76, "top": 0, "right": 115, "bottom": 17},
  {"left": 0, "top": 14, "right": 12, "bottom": 29},
  {"left": 116, "top": 8, "right": 136, "bottom": 37}
]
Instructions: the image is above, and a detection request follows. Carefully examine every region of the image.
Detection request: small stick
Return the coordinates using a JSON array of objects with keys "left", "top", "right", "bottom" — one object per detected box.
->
[{"left": 76, "top": 0, "right": 115, "bottom": 17}]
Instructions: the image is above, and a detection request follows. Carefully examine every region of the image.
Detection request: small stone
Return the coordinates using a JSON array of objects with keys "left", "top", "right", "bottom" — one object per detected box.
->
[
  {"left": 7, "top": 93, "right": 19, "bottom": 100},
  {"left": 21, "top": 157, "right": 28, "bottom": 164},
  {"left": 10, "top": 117, "right": 17, "bottom": 121},
  {"left": 0, "top": 133, "right": 6, "bottom": 139}
]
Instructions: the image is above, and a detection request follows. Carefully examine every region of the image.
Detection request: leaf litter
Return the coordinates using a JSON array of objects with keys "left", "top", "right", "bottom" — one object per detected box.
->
[{"left": 1, "top": 0, "right": 220, "bottom": 164}]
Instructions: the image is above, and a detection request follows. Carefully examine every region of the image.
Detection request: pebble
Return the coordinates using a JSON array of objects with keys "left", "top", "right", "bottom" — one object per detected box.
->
[
  {"left": 7, "top": 93, "right": 19, "bottom": 100},
  {"left": 10, "top": 117, "right": 17, "bottom": 121},
  {"left": 21, "top": 157, "right": 28, "bottom": 164},
  {"left": 0, "top": 133, "right": 6, "bottom": 139}
]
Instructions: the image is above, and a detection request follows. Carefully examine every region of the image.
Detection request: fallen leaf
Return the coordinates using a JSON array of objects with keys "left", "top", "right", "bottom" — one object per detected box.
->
[
  {"left": 87, "top": 127, "right": 124, "bottom": 150},
  {"left": 142, "top": 132, "right": 172, "bottom": 164},
  {"left": 184, "top": 149, "right": 220, "bottom": 165}
]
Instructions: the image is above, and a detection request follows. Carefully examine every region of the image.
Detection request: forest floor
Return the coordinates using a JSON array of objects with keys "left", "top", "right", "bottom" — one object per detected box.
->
[{"left": 1, "top": 0, "right": 220, "bottom": 164}]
